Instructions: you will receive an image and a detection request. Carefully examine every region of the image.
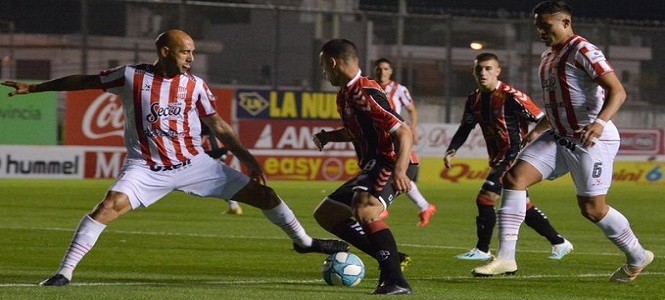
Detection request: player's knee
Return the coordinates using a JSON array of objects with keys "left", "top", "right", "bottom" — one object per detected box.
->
[
  {"left": 580, "top": 207, "right": 603, "bottom": 222},
  {"left": 313, "top": 205, "right": 334, "bottom": 230},
  {"left": 501, "top": 169, "right": 523, "bottom": 189},
  {"left": 256, "top": 185, "right": 280, "bottom": 209},
  {"left": 476, "top": 191, "right": 497, "bottom": 206},
  {"left": 353, "top": 206, "right": 382, "bottom": 225},
  {"left": 91, "top": 192, "right": 130, "bottom": 222}
]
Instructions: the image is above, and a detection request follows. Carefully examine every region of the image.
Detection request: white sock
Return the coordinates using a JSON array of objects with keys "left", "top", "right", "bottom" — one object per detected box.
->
[
  {"left": 497, "top": 189, "right": 527, "bottom": 261},
  {"left": 228, "top": 200, "right": 240, "bottom": 210},
  {"left": 57, "top": 215, "right": 106, "bottom": 280},
  {"left": 262, "top": 199, "right": 313, "bottom": 247},
  {"left": 595, "top": 206, "right": 646, "bottom": 265},
  {"left": 406, "top": 181, "right": 430, "bottom": 212}
]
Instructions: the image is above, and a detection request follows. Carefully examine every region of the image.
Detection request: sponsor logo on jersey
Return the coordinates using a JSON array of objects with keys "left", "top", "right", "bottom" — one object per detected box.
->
[{"left": 146, "top": 102, "right": 184, "bottom": 123}]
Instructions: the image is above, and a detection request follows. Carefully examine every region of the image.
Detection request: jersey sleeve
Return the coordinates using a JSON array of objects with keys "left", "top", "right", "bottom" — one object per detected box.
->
[
  {"left": 398, "top": 85, "right": 414, "bottom": 107},
  {"left": 446, "top": 96, "right": 477, "bottom": 152},
  {"left": 520, "top": 98, "right": 544, "bottom": 122},
  {"left": 195, "top": 81, "right": 218, "bottom": 117},
  {"left": 506, "top": 87, "right": 544, "bottom": 122},
  {"left": 362, "top": 87, "right": 403, "bottom": 133},
  {"left": 576, "top": 43, "right": 614, "bottom": 80},
  {"left": 99, "top": 65, "right": 127, "bottom": 95}
]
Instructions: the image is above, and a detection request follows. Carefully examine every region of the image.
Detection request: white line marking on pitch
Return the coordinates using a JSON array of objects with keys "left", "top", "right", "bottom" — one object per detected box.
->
[
  {"left": 1, "top": 272, "right": 664, "bottom": 288},
  {"left": 1, "top": 226, "right": 642, "bottom": 258}
]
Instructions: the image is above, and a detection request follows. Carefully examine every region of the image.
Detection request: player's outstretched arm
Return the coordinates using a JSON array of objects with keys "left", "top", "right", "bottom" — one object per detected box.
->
[
  {"left": 201, "top": 114, "right": 267, "bottom": 184},
  {"left": 443, "top": 149, "right": 456, "bottom": 169},
  {"left": 313, "top": 128, "right": 354, "bottom": 151},
  {"left": 2, "top": 75, "right": 102, "bottom": 97}
]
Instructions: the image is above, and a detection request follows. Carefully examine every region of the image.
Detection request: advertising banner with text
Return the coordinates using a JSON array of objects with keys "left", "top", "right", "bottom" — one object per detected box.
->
[
  {"left": 414, "top": 123, "right": 488, "bottom": 158},
  {"left": 418, "top": 157, "right": 665, "bottom": 185},
  {"left": 236, "top": 119, "right": 357, "bottom": 181},
  {"left": 64, "top": 88, "right": 235, "bottom": 146},
  {"left": 0, "top": 86, "right": 58, "bottom": 145},
  {"left": 0, "top": 145, "right": 84, "bottom": 179},
  {"left": 235, "top": 89, "right": 340, "bottom": 120},
  {"left": 618, "top": 129, "right": 663, "bottom": 155},
  {"left": 414, "top": 124, "right": 664, "bottom": 158}
]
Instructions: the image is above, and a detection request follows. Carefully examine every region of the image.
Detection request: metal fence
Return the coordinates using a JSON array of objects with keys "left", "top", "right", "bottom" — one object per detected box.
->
[{"left": 2, "top": 0, "right": 664, "bottom": 128}]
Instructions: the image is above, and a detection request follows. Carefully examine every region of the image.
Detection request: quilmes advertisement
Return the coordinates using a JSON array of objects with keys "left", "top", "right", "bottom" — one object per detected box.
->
[{"left": 0, "top": 85, "right": 58, "bottom": 145}]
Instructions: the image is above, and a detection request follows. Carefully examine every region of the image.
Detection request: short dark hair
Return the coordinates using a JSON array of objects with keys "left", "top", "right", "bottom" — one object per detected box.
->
[
  {"left": 321, "top": 39, "right": 359, "bottom": 61},
  {"left": 533, "top": 1, "right": 572, "bottom": 16},
  {"left": 475, "top": 53, "right": 500, "bottom": 64},
  {"left": 374, "top": 58, "right": 392, "bottom": 67}
]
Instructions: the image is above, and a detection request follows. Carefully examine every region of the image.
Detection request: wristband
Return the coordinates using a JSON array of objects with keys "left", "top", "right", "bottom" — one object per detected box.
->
[{"left": 593, "top": 119, "right": 607, "bottom": 127}]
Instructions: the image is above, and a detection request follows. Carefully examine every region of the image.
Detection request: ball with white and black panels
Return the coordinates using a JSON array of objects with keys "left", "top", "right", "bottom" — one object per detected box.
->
[{"left": 321, "top": 252, "right": 365, "bottom": 287}]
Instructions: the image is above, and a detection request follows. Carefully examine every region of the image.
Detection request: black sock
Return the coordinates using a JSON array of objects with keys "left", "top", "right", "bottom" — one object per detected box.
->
[
  {"left": 365, "top": 227, "right": 404, "bottom": 284},
  {"left": 525, "top": 206, "right": 565, "bottom": 245},
  {"left": 330, "top": 219, "right": 375, "bottom": 256},
  {"left": 475, "top": 204, "right": 496, "bottom": 253}
]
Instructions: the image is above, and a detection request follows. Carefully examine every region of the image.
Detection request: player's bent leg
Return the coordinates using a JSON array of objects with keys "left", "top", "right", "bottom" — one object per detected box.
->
[
  {"left": 41, "top": 192, "right": 132, "bottom": 286},
  {"left": 353, "top": 193, "right": 411, "bottom": 294},
  {"left": 501, "top": 160, "right": 542, "bottom": 190},
  {"left": 90, "top": 191, "right": 133, "bottom": 224},
  {"left": 233, "top": 183, "right": 349, "bottom": 254},
  {"left": 582, "top": 196, "right": 653, "bottom": 283},
  {"left": 231, "top": 180, "right": 281, "bottom": 210},
  {"left": 314, "top": 199, "right": 376, "bottom": 256},
  {"left": 456, "top": 191, "right": 497, "bottom": 260}
]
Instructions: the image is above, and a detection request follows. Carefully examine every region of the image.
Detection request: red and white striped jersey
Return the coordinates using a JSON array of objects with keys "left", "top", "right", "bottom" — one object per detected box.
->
[
  {"left": 539, "top": 35, "right": 620, "bottom": 140},
  {"left": 99, "top": 64, "right": 217, "bottom": 169},
  {"left": 380, "top": 81, "right": 414, "bottom": 115}
]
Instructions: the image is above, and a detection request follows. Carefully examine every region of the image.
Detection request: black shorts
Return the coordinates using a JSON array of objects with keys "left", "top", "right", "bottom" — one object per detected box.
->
[{"left": 327, "top": 158, "right": 419, "bottom": 208}]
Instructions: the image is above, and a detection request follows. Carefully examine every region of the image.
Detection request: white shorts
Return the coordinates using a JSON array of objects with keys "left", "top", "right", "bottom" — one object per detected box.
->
[
  {"left": 518, "top": 131, "right": 620, "bottom": 197},
  {"left": 110, "top": 154, "right": 250, "bottom": 209}
]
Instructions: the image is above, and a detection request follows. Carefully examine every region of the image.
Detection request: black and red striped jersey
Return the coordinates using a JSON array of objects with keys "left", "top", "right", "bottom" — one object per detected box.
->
[
  {"left": 446, "top": 81, "right": 544, "bottom": 167},
  {"left": 337, "top": 71, "right": 419, "bottom": 167}
]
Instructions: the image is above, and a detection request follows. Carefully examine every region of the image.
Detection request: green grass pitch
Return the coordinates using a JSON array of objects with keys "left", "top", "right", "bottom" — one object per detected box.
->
[{"left": 0, "top": 179, "right": 663, "bottom": 299}]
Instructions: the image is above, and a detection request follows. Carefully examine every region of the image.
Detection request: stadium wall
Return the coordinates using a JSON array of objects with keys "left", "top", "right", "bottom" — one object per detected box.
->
[{"left": 1, "top": 87, "right": 662, "bottom": 183}]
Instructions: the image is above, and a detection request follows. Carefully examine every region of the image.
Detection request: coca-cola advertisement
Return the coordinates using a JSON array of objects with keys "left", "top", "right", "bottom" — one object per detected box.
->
[
  {"left": 64, "top": 88, "right": 235, "bottom": 146},
  {"left": 65, "top": 90, "right": 124, "bottom": 146}
]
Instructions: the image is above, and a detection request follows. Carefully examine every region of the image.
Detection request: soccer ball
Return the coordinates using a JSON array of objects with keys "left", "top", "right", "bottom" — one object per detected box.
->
[{"left": 321, "top": 252, "right": 365, "bottom": 287}]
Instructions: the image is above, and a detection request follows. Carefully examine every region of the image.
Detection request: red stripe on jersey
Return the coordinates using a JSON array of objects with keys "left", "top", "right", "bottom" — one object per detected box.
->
[
  {"left": 541, "top": 51, "right": 566, "bottom": 134},
  {"left": 167, "top": 76, "right": 187, "bottom": 163},
  {"left": 557, "top": 38, "right": 584, "bottom": 135},
  {"left": 132, "top": 71, "right": 154, "bottom": 167},
  {"left": 149, "top": 77, "right": 172, "bottom": 166},
  {"left": 579, "top": 46, "right": 610, "bottom": 78},
  {"left": 385, "top": 81, "right": 399, "bottom": 110},
  {"left": 183, "top": 79, "right": 199, "bottom": 156}
]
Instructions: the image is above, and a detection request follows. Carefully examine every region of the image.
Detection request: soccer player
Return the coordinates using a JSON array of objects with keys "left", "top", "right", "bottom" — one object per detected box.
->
[
  {"left": 311, "top": 39, "right": 414, "bottom": 295},
  {"left": 373, "top": 58, "right": 437, "bottom": 227},
  {"left": 1, "top": 29, "right": 348, "bottom": 286},
  {"left": 473, "top": 2, "right": 654, "bottom": 282},
  {"left": 444, "top": 52, "right": 572, "bottom": 261}
]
